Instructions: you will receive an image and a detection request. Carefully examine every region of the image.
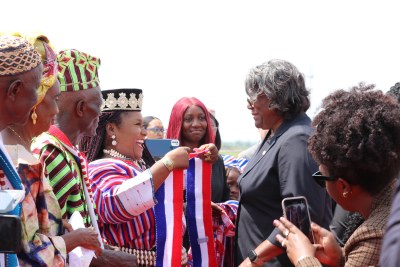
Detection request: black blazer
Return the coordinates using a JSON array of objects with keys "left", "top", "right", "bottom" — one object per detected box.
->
[{"left": 235, "top": 113, "right": 333, "bottom": 267}]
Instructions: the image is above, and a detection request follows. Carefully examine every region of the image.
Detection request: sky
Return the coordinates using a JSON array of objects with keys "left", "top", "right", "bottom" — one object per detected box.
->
[{"left": 2, "top": 0, "right": 399, "bottom": 142}]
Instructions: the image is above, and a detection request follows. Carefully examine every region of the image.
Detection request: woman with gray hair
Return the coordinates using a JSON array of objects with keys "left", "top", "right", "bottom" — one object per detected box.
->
[{"left": 236, "top": 59, "right": 332, "bottom": 267}]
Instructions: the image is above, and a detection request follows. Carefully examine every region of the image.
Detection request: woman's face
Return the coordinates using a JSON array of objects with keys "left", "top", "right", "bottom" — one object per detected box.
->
[
  {"left": 181, "top": 105, "right": 208, "bottom": 146},
  {"left": 113, "top": 111, "right": 146, "bottom": 160},
  {"left": 34, "top": 80, "right": 61, "bottom": 136},
  {"left": 146, "top": 118, "right": 165, "bottom": 139},
  {"left": 248, "top": 93, "right": 281, "bottom": 131}
]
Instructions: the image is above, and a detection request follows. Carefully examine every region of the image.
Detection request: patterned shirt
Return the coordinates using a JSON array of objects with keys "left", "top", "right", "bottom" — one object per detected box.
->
[
  {"left": 88, "top": 158, "right": 156, "bottom": 250},
  {"left": 32, "top": 127, "right": 91, "bottom": 226},
  {"left": 4, "top": 145, "right": 66, "bottom": 267}
]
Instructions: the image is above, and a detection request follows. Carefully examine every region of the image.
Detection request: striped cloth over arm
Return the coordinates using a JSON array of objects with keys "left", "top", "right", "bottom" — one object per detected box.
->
[{"left": 40, "top": 144, "right": 89, "bottom": 225}]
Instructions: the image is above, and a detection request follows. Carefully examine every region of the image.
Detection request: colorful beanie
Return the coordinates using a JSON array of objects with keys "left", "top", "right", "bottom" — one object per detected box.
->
[
  {"left": 57, "top": 49, "right": 101, "bottom": 92},
  {"left": 12, "top": 32, "right": 58, "bottom": 105},
  {"left": 0, "top": 35, "right": 41, "bottom": 76}
]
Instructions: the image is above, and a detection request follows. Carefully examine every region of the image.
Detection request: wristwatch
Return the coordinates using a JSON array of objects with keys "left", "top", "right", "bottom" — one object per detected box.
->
[{"left": 248, "top": 250, "right": 263, "bottom": 265}]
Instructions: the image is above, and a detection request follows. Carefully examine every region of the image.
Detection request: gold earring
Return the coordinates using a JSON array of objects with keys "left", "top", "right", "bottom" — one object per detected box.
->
[{"left": 31, "top": 107, "right": 37, "bottom": 125}]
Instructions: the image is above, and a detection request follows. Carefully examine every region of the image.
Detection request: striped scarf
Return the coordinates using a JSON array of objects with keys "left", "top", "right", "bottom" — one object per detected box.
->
[{"left": 155, "top": 157, "right": 217, "bottom": 267}]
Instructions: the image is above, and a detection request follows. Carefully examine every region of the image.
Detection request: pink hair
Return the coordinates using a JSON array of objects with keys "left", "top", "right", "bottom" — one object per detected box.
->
[{"left": 166, "top": 97, "right": 215, "bottom": 146}]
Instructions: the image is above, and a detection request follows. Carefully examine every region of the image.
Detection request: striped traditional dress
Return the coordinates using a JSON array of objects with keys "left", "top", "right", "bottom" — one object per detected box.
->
[
  {"left": 32, "top": 126, "right": 92, "bottom": 226},
  {"left": 88, "top": 158, "right": 156, "bottom": 250}
]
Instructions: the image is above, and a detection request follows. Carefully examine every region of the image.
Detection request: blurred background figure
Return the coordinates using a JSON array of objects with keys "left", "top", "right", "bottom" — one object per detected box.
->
[
  {"left": 222, "top": 155, "right": 248, "bottom": 201},
  {"left": 144, "top": 116, "right": 165, "bottom": 139}
]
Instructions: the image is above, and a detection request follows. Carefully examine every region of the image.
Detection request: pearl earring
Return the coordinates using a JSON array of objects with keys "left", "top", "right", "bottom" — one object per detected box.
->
[{"left": 112, "top": 135, "right": 117, "bottom": 146}]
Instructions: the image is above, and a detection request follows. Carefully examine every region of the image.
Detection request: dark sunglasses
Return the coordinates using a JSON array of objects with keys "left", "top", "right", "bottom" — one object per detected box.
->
[{"left": 312, "top": 171, "right": 338, "bottom": 187}]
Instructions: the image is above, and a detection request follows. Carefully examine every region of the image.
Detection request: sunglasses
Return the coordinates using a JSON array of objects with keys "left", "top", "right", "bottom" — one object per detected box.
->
[{"left": 312, "top": 171, "right": 338, "bottom": 187}]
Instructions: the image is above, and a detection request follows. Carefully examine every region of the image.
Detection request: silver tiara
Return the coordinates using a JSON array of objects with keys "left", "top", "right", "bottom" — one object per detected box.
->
[{"left": 101, "top": 92, "right": 143, "bottom": 111}]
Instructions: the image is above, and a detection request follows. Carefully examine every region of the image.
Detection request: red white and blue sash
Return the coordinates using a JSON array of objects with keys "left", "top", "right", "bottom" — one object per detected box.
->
[
  {"left": 155, "top": 156, "right": 217, "bottom": 267},
  {"left": 155, "top": 169, "right": 184, "bottom": 266},
  {"left": 186, "top": 157, "right": 217, "bottom": 267}
]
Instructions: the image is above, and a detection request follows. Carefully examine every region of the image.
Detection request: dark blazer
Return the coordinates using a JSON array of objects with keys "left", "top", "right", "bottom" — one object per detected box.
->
[
  {"left": 235, "top": 113, "right": 332, "bottom": 267},
  {"left": 380, "top": 179, "right": 400, "bottom": 267}
]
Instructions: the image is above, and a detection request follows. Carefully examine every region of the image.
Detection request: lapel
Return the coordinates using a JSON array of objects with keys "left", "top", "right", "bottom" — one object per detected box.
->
[{"left": 239, "top": 113, "right": 308, "bottom": 181}]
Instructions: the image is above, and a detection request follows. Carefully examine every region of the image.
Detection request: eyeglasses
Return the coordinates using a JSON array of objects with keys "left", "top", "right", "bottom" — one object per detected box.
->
[
  {"left": 312, "top": 171, "right": 338, "bottom": 187},
  {"left": 146, "top": 127, "right": 166, "bottom": 134},
  {"left": 247, "top": 93, "right": 268, "bottom": 108}
]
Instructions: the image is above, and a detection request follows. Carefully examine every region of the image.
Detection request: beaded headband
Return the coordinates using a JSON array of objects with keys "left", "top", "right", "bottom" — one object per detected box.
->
[
  {"left": 101, "top": 88, "right": 143, "bottom": 112},
  {"left": 0, "top": 35, "right": 41, "bottom": 76}
]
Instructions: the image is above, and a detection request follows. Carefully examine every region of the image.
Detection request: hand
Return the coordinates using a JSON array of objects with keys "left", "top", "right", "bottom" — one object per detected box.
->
[
  {"left": 62, "top": 227, "right": 102, "bottom": 255},
  {"left": 238, "top": 257, "right": 261, "bottom": 267},
  {"left": 310, "top": 222, "right": 343, "bottom": 267},
  {"left": 274, "top": 217, "right": 315, "bottom": 266},
  {"left": 211, "top": 202, "right": 223, "bottom": 220},
  {"left": 63, "top": 219, "right": 73, "bottom": 232},
  {"left": 274, "top": 217, "right": 343, "bottom": 267},
  {"left": 181, "top": 246, "right": 188, "bottom": 266},
  {"left": 196, "top": 143, "right": 218, "bottom": 163},
  {"left": 90, "top": 249, "right": 137, "bottom": 267},
  {"left": 165, "top": 146, "right": 190, "bottom": 169}
]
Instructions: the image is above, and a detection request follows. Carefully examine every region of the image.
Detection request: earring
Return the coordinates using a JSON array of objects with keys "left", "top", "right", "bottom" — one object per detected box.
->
[
  {"left": 343, "top": 191, "right": 351, "bottom": 198},
  {"left": 111, "top": 135, "right": 117, "bottom": 146},
  {"left": 31, "top": 107, "right": 37, "bottom": 125}
]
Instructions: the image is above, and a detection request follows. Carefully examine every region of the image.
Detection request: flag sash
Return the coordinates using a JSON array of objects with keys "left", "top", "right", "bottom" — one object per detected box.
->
[
  {"left": 186, "top": 158, "right": 217, "bottom": 267},
  {"left": 155, "top": 169, "right": 184, "bottom": 266}
]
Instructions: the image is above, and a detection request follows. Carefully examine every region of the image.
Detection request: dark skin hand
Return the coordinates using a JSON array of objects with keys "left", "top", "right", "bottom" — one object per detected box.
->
[{"left": 62, "top": 227, "right": 102, "bottom": 255}]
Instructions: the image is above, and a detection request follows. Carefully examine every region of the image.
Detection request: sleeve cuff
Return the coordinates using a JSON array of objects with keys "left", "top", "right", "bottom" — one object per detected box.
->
[
  {"left": 116, "top": 169, "right": 156, "bottom": 216},
  {"left": 49, "top": 236, "right": 67, "bottom": 262},
  {"left": 267, "top": 227, "right": 284, "bottom": 248}
]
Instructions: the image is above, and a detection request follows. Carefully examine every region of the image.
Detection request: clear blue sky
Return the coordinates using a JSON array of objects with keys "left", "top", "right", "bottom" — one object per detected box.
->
[{"left": 2, "top": 0, "right": 399, "bottom": 142}]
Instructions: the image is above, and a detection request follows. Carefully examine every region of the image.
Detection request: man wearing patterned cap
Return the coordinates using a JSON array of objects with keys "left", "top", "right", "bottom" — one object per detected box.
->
[
  {"left": 0, "top": 35, "right": 42, "bottom": 267},
  {"left": 32, "top": 49, "right": 136, "bottom": 266}
]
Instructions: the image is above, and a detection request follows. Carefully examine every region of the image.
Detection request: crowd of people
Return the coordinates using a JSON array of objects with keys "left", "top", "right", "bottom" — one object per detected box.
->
[{"left": 1, "top": 33, "right": 400, "bottom": 267}]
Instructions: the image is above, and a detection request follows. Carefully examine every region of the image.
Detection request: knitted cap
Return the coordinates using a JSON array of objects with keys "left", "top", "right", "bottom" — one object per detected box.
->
[
  {"left": 57, "top": 49, "right": 100, "bottom": 92},
  {"left": 0, "top": 35, "right": 41, "bottom": 76}
]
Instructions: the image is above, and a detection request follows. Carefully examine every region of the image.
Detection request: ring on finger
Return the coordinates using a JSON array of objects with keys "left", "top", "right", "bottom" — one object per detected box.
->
[{"left": 284, "top": 230, "right": 291, "bottom": 239}]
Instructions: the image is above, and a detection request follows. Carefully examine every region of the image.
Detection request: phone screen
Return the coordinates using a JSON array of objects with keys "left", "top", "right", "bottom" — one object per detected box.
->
[
  {"left": 282, "top": 197, "right": 314, "bottom": 243},
  {"left": 144, "top": 139, "right": 179, "bottom": 161}
]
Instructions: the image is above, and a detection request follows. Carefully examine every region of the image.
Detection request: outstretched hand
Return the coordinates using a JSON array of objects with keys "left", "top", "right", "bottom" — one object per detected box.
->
[{"left": 196, "top": 143, "right": 218, "bottom": 163}]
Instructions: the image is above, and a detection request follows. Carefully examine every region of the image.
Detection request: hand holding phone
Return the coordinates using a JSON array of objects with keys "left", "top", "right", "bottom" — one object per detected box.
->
[
  {"left": 144, "top": 139, "right": 180, "bottom": 161},
  {"left": 281, "top": 196, "right": 315, "bottom": 243}
]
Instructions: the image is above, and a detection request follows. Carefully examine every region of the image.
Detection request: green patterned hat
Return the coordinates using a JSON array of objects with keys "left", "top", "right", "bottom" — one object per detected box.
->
[{"left": 57, "top": 49, "right": 101, "bottom": 92}]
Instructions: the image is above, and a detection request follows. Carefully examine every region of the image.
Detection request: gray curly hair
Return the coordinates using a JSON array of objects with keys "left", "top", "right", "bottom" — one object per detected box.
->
[{"left": 245, "top": 59, "right": 310, "bottom": 119}]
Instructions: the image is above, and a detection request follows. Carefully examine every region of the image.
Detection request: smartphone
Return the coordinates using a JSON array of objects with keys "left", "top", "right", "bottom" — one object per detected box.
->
[
  {"left": 0, "top": 215, "right": 22, "bottom": 253},
  {"left": 144, "top": 139, "right": 180, "bottom": 161},
  {"left": 281, "top": 196, "right": 315, "bottom": 243}
]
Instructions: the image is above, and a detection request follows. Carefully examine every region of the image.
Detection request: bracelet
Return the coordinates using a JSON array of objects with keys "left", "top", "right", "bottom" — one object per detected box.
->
[{"left": 161, "top": 156, "right": 174, "bottom": 171}]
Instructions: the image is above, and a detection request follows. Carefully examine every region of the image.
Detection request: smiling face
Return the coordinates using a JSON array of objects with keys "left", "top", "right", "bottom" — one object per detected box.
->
[
  {"left": 247, "top": 93, "right": 283, "bottom": 132},
  {"left": 181, "top": 105, "right": 208, "bottom": 148},
  {"left": 108, "top": 111, "right": 146, "bottom": 160}
]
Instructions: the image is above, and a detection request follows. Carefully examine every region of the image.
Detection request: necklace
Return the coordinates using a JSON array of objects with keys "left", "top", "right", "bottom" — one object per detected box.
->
[
  {"left": 7, "top": 127, "right": 31, "bottom": 149},
  {"left": 103, "top": 149, "right": 130, "bottom": 159}
]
